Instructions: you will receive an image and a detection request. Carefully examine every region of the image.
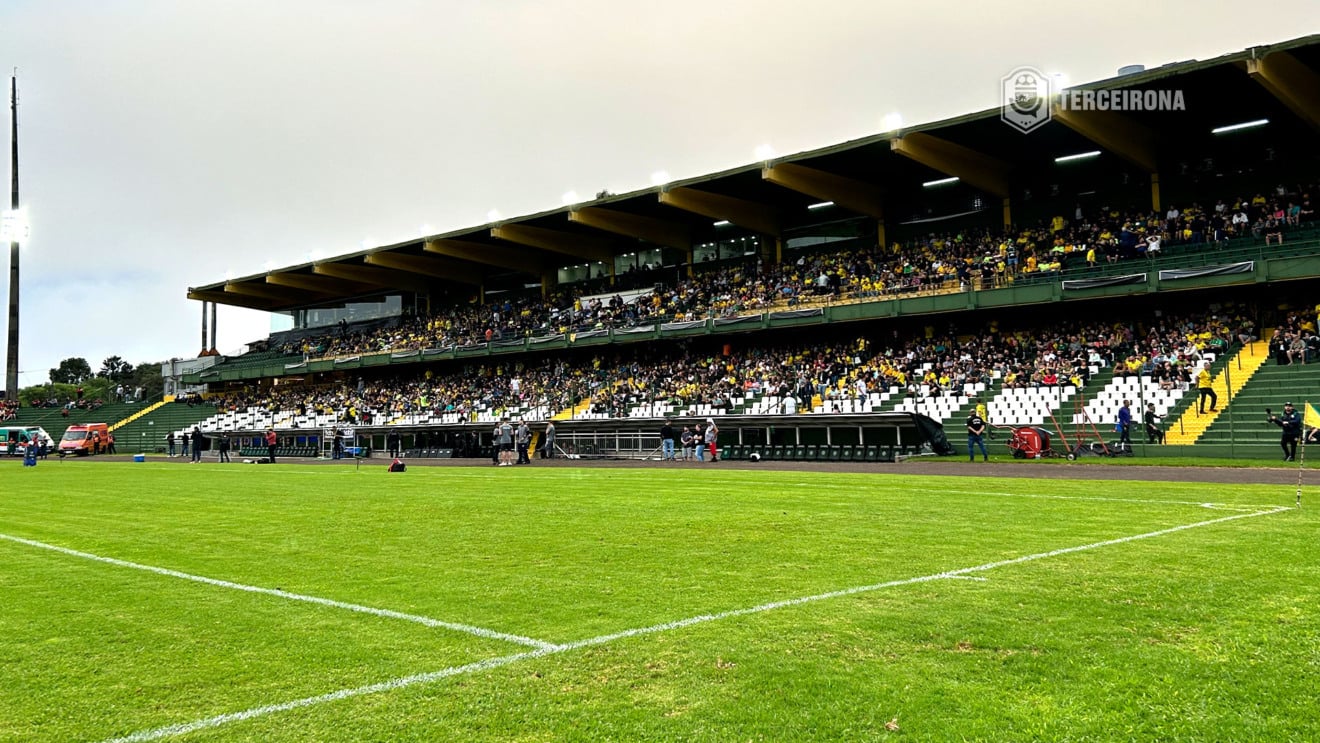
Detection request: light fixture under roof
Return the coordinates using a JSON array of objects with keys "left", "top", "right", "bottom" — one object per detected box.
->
[
  {"left": 1211, "top": 119, "right": 1268, "bottom": 135},
  {"left": 1054, "top": 150, "right": 1101, "bottom": 163},
  {"left": 808, "top": 201, "right": 834, "bottom": 210},
  {"left": 923, "top": 176, "right": 959, "bottom": 188},
  {"left": 713, "top": 220, "right": 732, "bottom": 227}
]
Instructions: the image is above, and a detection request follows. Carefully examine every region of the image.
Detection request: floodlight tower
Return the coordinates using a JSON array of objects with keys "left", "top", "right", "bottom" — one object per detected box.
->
[{"left": 5, "top": 74, "right": 18, "bottom": 399}]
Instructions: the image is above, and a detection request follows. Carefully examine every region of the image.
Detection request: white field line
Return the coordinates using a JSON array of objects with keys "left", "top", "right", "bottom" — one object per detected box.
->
[
  {"left": 0, "top": 533, "right": 556, "bottom": 651},
  {"left": 781, "top": 482, "right": 1290, "bottom": 511},
  {"left": 100, "top": 505, "right": 1290, "bottom": 743},
  {"left": 938, "top": 490, "right": 1287, "bottom": 511}
]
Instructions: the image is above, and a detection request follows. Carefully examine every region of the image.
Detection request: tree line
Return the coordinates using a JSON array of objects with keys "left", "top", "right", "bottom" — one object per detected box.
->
[{"left": 14, "top": 356, "right": 164, "bottom": 405}]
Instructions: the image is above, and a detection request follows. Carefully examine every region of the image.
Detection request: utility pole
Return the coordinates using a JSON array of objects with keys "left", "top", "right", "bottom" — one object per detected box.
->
[{"left": 6, "top": 73, "right": 19, "bottom": 400}]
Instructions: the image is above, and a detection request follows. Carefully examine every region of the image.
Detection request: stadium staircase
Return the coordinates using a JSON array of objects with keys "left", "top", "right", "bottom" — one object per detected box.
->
[
  {"left": 1185, "top": 358, "right": 1320, "bottom": 456},
  {"left": 110, "top": 399, "right": 169, "bottom": 431},
  {"left": 553, "top": 400, "right": 593, "bottom": 420},
  {"left": 1165, "top": 339, "right": 1272, "bottom": 445}
]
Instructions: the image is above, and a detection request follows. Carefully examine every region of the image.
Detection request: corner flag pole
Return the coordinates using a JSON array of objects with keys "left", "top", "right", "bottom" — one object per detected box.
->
[
  {"left": 1298, "top": 401, "right": 1317, "bottom": 509},
  {"left": 1297, "top": 432, "right": 1304, "bottom": 508}
]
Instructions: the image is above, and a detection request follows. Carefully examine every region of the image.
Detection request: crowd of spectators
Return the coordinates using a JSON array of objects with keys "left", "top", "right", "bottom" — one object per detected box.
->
[
  {"left": 1269, "top": 307, "right": 1320, "bottom": 365},
  {"left": 252, "top": 181, "right": 1315, "bottom": 366},
  {"left": 212, "top": 302, "right": 1257, "bottom": 428},
  {"left": 20, "top": 395, "right": 106, "bottom": 413}
]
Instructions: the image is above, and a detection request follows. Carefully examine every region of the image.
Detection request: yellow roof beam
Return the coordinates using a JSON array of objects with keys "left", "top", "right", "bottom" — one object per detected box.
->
[
  {"left": 424, "top": 238, "right": 549, "bottom": 274},
  {"left": 187, "top": 289, "right": 282, "bottom": 312},
  {"left": 890, "top": 132, "right": 1011, "bottom": 198},
  {"left": 1245, "top": 51, "right": 1320, "bottom": 132},
  {"left": 313, "top": 262, "right": 434, "bottom": 293},
  {"left": 658, "top": 186, "right": 780, "bottom": 236},
  {"left": 1050, "top": 107, "right": 1158, "bottom": 173},
  {"left": 761, "top": 163, "right": 885, "bottom": 219},
  {"left": 364, "top": 253, "right": 484, "bottom": 285},
  {"left": 224, "top": 281, "right": 329, "bottom": 303},
  {"left": 267, "top": 272, "right": 378, "bottom": 297},
  {"left": 490, "top": 224, "right": 616, "bottom": 263},
  {"left": 568, "top": 207, "right": 692, "bottom": 251}
]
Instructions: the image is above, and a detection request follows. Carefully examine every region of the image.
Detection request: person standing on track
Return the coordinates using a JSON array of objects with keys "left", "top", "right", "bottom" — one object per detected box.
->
[
  {"left": 1267, "top": 402, "right": 1302, "bottom": 462},
  {"left": 975, "top": 399, "right": 993, "bottom": 440},
  {"left": 704, "top": 418, "right": 719, "bottom": 462},
  {"left": 966, "top": 408, "right": 989, "bottom": 462},
  {"left": 1117, "top": 400, "right": 1133, "bottom": 446}
]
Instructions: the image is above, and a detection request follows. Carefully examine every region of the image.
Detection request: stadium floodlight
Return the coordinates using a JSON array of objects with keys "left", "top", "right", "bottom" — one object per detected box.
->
[
  {"left": 713, "top": 220, "right": 732, "bottom": 227},
  {"left": 807, "top": 201, "right": 834, "bottom": 210},
  {"left": 879, "top": 112, "right": 903, "bottom": 132},
  {"left": 1054, "top": 150, "right": 1100, "bottom": 163},
  {"left": 419, "top": 223, "right": 433, "bottom": 236},
  {"left": 1211, "top": 119, "right": 1268, "bottom": 134},
  {"left": 753, "top": 144, "right": 776, "bottom": 161},
  {"left": 486, "top": 209, "right": 502, "bottom": 221},
  {"left": 561, "top": 191, "right": 581, "bottom": 206},
  {"left": 0, "top": 207, "right": 28, "bottom": 242},
  {"left": 650, "top": 170, "right": 671, "bottom": 186},
  {"left": 923, "top": 176, "right": 959, "bottom": 188},
  {"left": 1050, "top": 72, "right": 1070, "bottom": 90}
]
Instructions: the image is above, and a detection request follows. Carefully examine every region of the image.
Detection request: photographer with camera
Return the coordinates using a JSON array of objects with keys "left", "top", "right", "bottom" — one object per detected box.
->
[
  {"left": 1144, "top": 403, "right": 1165, "bottom": 444},
  {"left": 1266, "top": 402, "right": 1302, "bottom": 462}
]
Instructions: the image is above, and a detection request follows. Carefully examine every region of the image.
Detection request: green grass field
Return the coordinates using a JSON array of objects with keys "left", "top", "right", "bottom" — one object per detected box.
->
[{"left": 2, "top": 462, "right": 1317, "bottom": 741}]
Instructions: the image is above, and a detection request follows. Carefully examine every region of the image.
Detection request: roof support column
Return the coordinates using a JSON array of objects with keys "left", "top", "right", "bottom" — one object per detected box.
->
[
  {"left": 1150, "top": 173, "right": 1161, "bottom": 213},
  {"left": 199, "top": 301, "right": 209, "bottom": 358},
  {"left": 210, "top": 301, "right": 218, "bottom": 355}
]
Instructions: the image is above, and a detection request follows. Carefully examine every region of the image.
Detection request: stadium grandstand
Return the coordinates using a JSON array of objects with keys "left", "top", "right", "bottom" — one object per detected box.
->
[{"left": 30, "top": 34, "right": 1320, "bottom": 461}]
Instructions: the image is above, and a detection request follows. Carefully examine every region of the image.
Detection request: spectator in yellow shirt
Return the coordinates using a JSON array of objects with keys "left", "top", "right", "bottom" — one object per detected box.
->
[{"left": 1197, "top": 364, "right": 1217, "bottom": 414}]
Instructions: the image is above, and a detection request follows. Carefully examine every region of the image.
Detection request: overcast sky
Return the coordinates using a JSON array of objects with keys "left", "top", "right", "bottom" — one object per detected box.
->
[{"left": 1, "top": 0, "right": 1315, "bottom": 388}]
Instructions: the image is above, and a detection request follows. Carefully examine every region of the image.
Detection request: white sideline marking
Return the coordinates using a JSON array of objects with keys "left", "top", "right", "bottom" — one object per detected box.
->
[
  {"left": 944, "top": 575, "right": 988, "bottom": 582},
  {"left": 930, "top": 490, "right": 1287, "bottom": 511},
  {"left": 779, "top": 483, "right": 1288, "bottom": 512},
  {"left": 0, "top": 533, "right": 556, "bottom": 651},
  {"left": 100, "top": 505, "right": 1289, "bottom": 743}
]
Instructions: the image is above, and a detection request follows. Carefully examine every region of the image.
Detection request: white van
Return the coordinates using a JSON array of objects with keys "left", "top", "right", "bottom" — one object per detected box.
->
[{"left": 0, "top": 426, "right": 56, "bottom": 455}]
